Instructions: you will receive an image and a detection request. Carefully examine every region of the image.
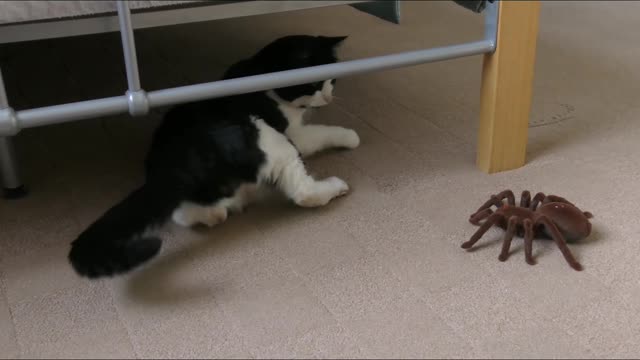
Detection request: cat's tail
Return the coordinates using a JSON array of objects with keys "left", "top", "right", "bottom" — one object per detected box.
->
[{"left": 68, "top": 183, "right": 180, "bottom": 279}]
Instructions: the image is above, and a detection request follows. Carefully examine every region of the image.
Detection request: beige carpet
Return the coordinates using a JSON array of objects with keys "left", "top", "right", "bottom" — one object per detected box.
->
[{"left": 1, "top": 1, "right": 639, "bottom": 358}]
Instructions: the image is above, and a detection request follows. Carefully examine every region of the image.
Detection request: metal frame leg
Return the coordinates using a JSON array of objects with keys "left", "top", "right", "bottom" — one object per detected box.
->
[
  {"left": 0, "top": 136, "right": 25, "bottom": 198},
  {"left": 0, "top": 66, "right": 26, "bottom": 199}
]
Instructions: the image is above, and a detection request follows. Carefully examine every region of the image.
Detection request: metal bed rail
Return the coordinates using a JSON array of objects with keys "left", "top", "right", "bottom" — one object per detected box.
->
[{"left": 0, "top": 0, "right": 498, "bottom": 195}]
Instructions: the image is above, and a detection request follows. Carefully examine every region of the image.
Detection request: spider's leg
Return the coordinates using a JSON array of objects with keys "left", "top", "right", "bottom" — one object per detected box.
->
[
  {"left": 520, "top": 190, "right": 531, "bottom": 208},
  {"left": 537, "top": 216, "right": 583, "bottom": 271},
  {"left": 473, "top": 195, "right": 505, "bottom": 215},
  {"left": 461, "top": 213, "right": 503, "bottom": 249},
  {"left": 469, "top": 208, "right": 493, "bottom": 225},
  {"left": 497, "top": 190, "right": 516, "bottom": 206},
  {"left": 523, "top": 218, "right": 535, "bottom": 265},
  {"left": 530, "top": 192, "right": 547, "bottom": 211},
  {"left": 583, "top": 211, "right": 594, "bottom": 219},
  {"left": 498, "top": 216, "right": 519, "bottom": 261}
]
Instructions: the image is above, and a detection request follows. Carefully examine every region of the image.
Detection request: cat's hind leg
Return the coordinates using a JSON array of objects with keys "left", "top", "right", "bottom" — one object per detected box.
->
[
  {"left": 286, "top": 124, "right": 360, "bottom": 158},
  {"left": 171, "top": 202, "right": 228, "bottom": 227},
  {"left": 255, "top": 119, "right": 349, "bottom": 207}
]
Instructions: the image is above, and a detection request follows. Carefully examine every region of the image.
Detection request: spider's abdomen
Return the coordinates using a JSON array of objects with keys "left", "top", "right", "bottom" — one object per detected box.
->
[{"left": 538, "top": 202, "right": 592, "bottom": 242}]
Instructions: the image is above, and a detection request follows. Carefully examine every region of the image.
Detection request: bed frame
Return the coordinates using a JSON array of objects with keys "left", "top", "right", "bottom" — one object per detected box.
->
[{"left": 0, "top": 0, "right": 540, "bottom": 198}]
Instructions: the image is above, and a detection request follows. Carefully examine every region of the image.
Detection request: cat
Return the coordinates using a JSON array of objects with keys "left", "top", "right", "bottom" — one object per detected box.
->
[{"left": 68, "top": 34, "right": 359, "bottom": 279}]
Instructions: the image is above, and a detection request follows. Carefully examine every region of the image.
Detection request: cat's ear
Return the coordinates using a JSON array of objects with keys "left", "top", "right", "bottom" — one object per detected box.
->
[{"left": 319, "top": 35, "right": 348, "bottom": 48}]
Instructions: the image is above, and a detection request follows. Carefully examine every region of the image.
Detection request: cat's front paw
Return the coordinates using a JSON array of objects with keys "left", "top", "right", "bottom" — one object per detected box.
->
[
  {"left": 172, "top": 204, "right": 228, "bottom": 227},
  {"left": 326, "top": 176, "right": 350, "bottom": 197},
  {"left": 339, "top": 129, "right": 360, "bottom": 150},
  {"left": 294, "top": 176, "right": 349, "bottom": 207},
  {"left": 172, "top": 208, "right": 196, "bottom": 227},
  {"left": 202, "top": 206, "right": 228, "bottom": 227}
]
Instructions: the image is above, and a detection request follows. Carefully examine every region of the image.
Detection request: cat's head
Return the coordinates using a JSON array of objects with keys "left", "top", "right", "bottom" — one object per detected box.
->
[{"left": 224, "top": 35, "right": 348, "bottom": 108}]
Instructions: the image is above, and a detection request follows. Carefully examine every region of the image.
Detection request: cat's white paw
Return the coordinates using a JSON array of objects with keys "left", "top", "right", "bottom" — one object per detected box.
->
[
  {"left": 202, "top": 206, "right": 228, "bottom": 227},
  {"left": 339, "top": 129, "right": 360, "bottom": 149},
  {"left": 172, "top": 205, "right": 195, "bottom": 227},
  {"left": 325, "top": 176, "right": 350, "bottom": 197},
  {"left": 172, "top": 203, "right": 228, "bottom": 227},
  {"left": 295, "top": 176, "right": 349, "bottom": 207}
]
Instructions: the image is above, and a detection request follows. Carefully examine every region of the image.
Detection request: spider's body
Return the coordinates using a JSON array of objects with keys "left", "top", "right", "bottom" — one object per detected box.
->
[{"left": 462, "top": 190, "right": 593, "bottom": 271}]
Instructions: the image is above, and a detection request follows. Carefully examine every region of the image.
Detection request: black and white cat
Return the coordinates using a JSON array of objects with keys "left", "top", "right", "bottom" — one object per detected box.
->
[{"left": 68, "top": 35, "right": 359, "bottom": 278}]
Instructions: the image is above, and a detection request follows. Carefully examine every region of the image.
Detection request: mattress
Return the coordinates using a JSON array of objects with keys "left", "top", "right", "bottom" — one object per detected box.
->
[{"left": 0, "top": 1, "right": 204, "bottom": 25}]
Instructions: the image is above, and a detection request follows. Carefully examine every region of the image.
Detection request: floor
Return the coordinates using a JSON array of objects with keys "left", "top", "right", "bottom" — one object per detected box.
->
[{"left": 1, "top": 1, "right": 640, "bottom": 358}]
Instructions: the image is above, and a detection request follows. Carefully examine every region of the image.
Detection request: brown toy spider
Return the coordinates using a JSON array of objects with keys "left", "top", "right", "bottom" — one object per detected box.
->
[{"left": 461, "top": 190, "right": 593, "bottom": 271}]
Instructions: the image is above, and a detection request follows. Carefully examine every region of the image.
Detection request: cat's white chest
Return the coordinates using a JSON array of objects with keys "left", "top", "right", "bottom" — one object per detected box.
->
[
  {"left": 278, "top": 103, "right": 306, "bottom": 128},
  {"left": 266, "top": 90, "right": 307, "bottom": 129}
]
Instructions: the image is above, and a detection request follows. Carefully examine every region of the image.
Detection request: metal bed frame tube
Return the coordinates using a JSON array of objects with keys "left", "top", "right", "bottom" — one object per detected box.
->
[
  {"left": 117, "top": 1, "right": 141, "bottom": 92},
  {"left": 17, "top": 96, "right": 128, "bottom": 128},
  {"left": 117, "top": 1, "right": 149, "bottom": 116},
  {"left": 10, "top": 39, "right": 494, "bottom": 132},
  {"left": 149, "top": 40, "right": 493, "bottom": 107}
]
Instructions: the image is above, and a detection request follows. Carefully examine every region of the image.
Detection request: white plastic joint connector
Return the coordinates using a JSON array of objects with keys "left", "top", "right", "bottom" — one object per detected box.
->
[
  {"left": 126, "top": 90, "right": 149, "bottom": 116},
  {"left": 0, "top": 107, "right": 20, "bottom": 136}
]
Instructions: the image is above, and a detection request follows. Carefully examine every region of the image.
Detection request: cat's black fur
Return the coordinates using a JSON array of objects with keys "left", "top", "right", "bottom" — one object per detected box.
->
[{"left": 68, "top": 35, "right": 347, "bottom": 279}]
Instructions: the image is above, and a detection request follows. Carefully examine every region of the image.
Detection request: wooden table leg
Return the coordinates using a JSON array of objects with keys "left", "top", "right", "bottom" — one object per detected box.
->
[{"left": 476, "top": 0, "right": 540, "bottom": 173}]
